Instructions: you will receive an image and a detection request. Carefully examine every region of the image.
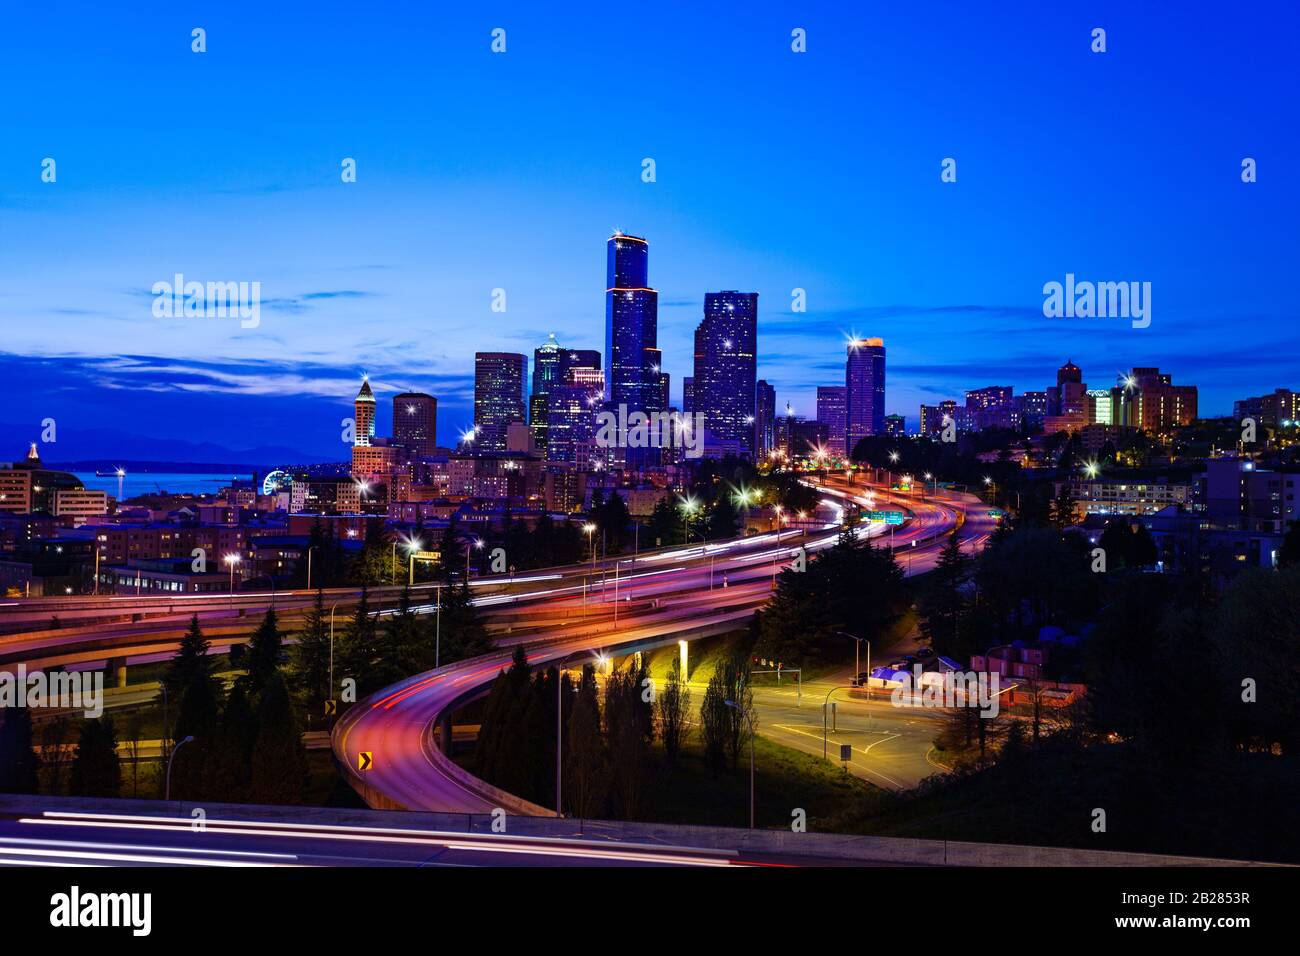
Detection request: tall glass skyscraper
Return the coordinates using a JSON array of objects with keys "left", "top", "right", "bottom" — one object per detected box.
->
[
  {"left": 474, "top": 352, "right": 527, "bottom": 451},
  {"left": 392, "top": 391, "right": 437, "bottom": 459},
  {"left": 604, "top": 233, "right": 660, "bottom": 414},
  {"left": 755, "top": 379, "right": 776, "bottom": 458},
  {"left": 845, "top": 338, "right": 886, "bottom": 457},
  {"left": 693, "top": 291, "right": 758, "bottom": 457},
  {"left": 816, "top": 385, "right": 847, "bottom": 456}
]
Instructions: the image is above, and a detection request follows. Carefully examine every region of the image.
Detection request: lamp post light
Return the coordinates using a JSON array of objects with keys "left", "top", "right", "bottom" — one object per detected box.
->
[
  {"left": 165, "top": 735, "right": 195, "bottom": 801},
  {"left": 582, "top": 523, "right": 597, "bottom": 574},
  {"left": 223, "top": 553, "right": 241, "bottom": 604},
  {"left": 836, "top": 631, "right": 870, "bottom": 688},
  {"left": 465, "top": 537, "right": 484, "bottom": 580},
  {"left": 328, "top": 602, "right": 339, "bottom": 708},
  {"left": 724, "top": 699, "right": 756, "bottom": 829},
  {"left": 405, "top": 536, "right": 422, "bottom": 586},
  {"left": 678, "top": 496, "right": 699, "bottom": 547},
  {"left": 821, "top": 687, "right": 858, "bottom": 761}
]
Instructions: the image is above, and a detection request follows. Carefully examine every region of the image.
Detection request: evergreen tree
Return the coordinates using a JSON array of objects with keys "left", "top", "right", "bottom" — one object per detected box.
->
[
  {"left": 706, "top": 496, "right": 741, "bottom": 540},
  {"left": 475, "top": 646, "right": 532, "bottom": 787},
  {"left": 438, "top": 583, "right": 493, "bottom": 665},
  {"left": 69, "top": 717, "right": 121, "bottom": 798},
  {"left": 205, "top": 683, "right": 256, "bottom": 803},
  {"left": 338, "top": 588, "right": 382, "bottom": 697},
  {"left": 1050, "top": 480, "right": 1077, "bottom": 530},
  {"left": 248, "top": 674, "right": 308, "bottom": 804},
  {"left": 244, "top": 606, "right": 283, "bottom": 694},
  {"left": 437, "top": 516, "right": 462, "bottom": 581},
  {"left": 918, "top": 531, "right": 970, "bottom": 653},
  {"left": 0, "top": 706, "right": 40, "bottom": 793},
  {"left": 166, "top": 615, "right": 222, "bottom": 798},
  {"left": 476, "top": 646, "right": 534, "bottom": 796},
  {"left": 356, "top": 518, "right": 391, "bottom": 586},
  {"left": 646, "top": 495, "right": 681, "bottom": 548},
  {"left": 378, "top": 585, "right": 426, "bottom": 684},
  {"left": 565, "top": 664, "right": 606, "bottom": 817},
  {"left": 289, "top": 590, "right": 332, "bottom": 718},
  {"left": 604, "top": 663, "right": 650, "bottom": 818}
]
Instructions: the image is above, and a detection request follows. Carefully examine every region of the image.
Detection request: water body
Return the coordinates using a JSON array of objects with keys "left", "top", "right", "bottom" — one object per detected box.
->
[{"left": 73, "top": 472, "right": 252, "bottom": 499}]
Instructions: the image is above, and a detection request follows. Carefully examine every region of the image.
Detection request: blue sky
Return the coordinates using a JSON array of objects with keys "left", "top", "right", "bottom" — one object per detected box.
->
[{"left": 2, "top": 1, "right": 1297, "bottom": 462}]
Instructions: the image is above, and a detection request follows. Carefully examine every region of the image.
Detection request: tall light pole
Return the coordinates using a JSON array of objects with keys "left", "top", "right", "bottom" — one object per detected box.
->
[
  {"left": 328, "top": 602, "right": 340, "bottom": 707},
  {"left": 724, "top": 699, "right": 756, "bottom": 829},
  {"left": 465, "top": 537, "right": 483, "bottom": 579},
  {"left": 836, "top": 631, "right": 870, "bottom": 685},
  {"left": 165, "top": 735, "right": 194, "bottom": 801},
  {"left": 821, "top": 687, "right": 857, "bottom": 760},
  {"left": 224, "top": 553, "right": 240, "bottom": 605}
]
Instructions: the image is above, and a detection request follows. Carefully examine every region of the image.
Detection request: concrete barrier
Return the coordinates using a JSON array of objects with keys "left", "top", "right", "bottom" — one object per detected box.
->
[{"left": 0, "top": 794, "right": 1281, "bottom": 866}]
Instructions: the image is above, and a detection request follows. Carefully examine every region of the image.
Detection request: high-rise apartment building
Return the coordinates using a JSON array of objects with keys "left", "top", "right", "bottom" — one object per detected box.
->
[
  {"left": 392, "top": 392, "right": 437, "bottom": 459},
  {"left": 693, "top": 291, "right": 758, "bottom": 458},
  {"left": 816, "top": 386, "right": 847, "bottom": 456},
  {"left": 474, "top": 352, "right": 528, "bottom": 451},
  {"left": 845, "top": 338, "right": 886, "bottom": 455}
]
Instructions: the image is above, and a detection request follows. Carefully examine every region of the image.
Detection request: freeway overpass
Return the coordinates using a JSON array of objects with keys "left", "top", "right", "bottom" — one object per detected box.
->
[{"left": 333, "top": 476, "right": 993, "bottom": 815}]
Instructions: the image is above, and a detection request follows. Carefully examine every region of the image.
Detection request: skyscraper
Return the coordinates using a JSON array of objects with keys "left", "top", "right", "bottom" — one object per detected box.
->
[
  {"left": 693, "top": 291, "right": 758, "bottom": 457},
  {"left": 474, "top": 352, "right": 527, "bottom": 451},
  {"left": 529, "top": 334, "right": 564, "bottom": 450},
  {"left": 755, "top": 380, "right": 776, "bottom": 458},
  {"left": 604, "top": 233, "right": 660, "bottom": 411},
  {"left": 845, "top": 338, "right": 886, "bottom": 456},
  {"left": 353, "top": 377, "right": 376, "bottom": 446},
  {"left": 392, "top": 392, "right": 437, "bottom": 459},
  {"left": 816, "top": 386, "right": 847, "bottom": 456},
  {"left": 548, "top": 364, "right": 605, "bottom": 464}
]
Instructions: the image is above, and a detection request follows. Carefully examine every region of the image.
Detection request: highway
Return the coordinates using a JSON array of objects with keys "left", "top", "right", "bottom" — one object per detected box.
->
[
  {"left": 333, "top": 476, "right": 993, "bottom": 815},
  {"left": 0, "top": 472, "right": 992, "bottom": 830},
  {"left": 0, "top": 809, "right": 797, "bottom": 867}
]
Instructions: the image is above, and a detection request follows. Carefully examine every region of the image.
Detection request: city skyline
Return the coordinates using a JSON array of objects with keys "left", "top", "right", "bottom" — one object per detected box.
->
[{"left": 2, "top": 4, "right": 1297, "bottom": 462}]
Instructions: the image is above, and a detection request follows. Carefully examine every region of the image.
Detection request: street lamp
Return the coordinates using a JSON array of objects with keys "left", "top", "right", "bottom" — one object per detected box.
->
[
  {"left": 404, "top": 536, "right": 423, "bottom": 586},
  {"left": 465, "top": 537, "right": 484, "bottom": 579},
  {"left": 582, "top": 523, "right": 598, "bottom": 572},
  {"left": 165, "top": 735, "right": 195, "bottom": 801},
  {"left": 836, "top": 631, "right": 870, "bottom": 687},
  {"left": 678, "top": 495, "right": 700, "bottom": 545},
  {"left": 724, "top": 699, "right": 756, "bottom": 829},
  {"left": 821, "top": 687, "right": 858, "bottom": 760},
  {"left": 223, "top": 553, "right": 241, "bottom": 600}
]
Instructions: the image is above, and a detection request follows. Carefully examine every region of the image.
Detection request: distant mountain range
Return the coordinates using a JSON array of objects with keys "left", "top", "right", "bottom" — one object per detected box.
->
[{"left": 2, "top": 422, "right": 337, "bottom": 472}]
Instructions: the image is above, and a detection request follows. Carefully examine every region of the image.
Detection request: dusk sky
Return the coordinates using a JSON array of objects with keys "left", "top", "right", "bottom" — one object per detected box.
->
[{"left": 2, "top": 2, "right": 1297, "bottom": 463}]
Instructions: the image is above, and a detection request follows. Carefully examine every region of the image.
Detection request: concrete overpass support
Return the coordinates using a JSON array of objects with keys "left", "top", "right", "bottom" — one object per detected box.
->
[
  {"left": 438, "top": 713, "right": 452, "bottom": 752},
  {"left": 108, "top": 657, "right": 128, "bottom": 688}
]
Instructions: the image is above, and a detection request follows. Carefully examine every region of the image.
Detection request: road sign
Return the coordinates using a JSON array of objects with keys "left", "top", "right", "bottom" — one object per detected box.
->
[
  {"left": 866, "top": 510, "right": 906, "bottom": 525},
  {"left": 839, "top": 743, "right": 852, "bottom": 762},
  {"left": 357, "top": 752, "right": 373, "bottom": 772},
  {"left": 324, "top": 699, "right": 336, "bottom": 716},
  {"left": 411, "top": 551, "right": 440, "bottom": 561}
]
